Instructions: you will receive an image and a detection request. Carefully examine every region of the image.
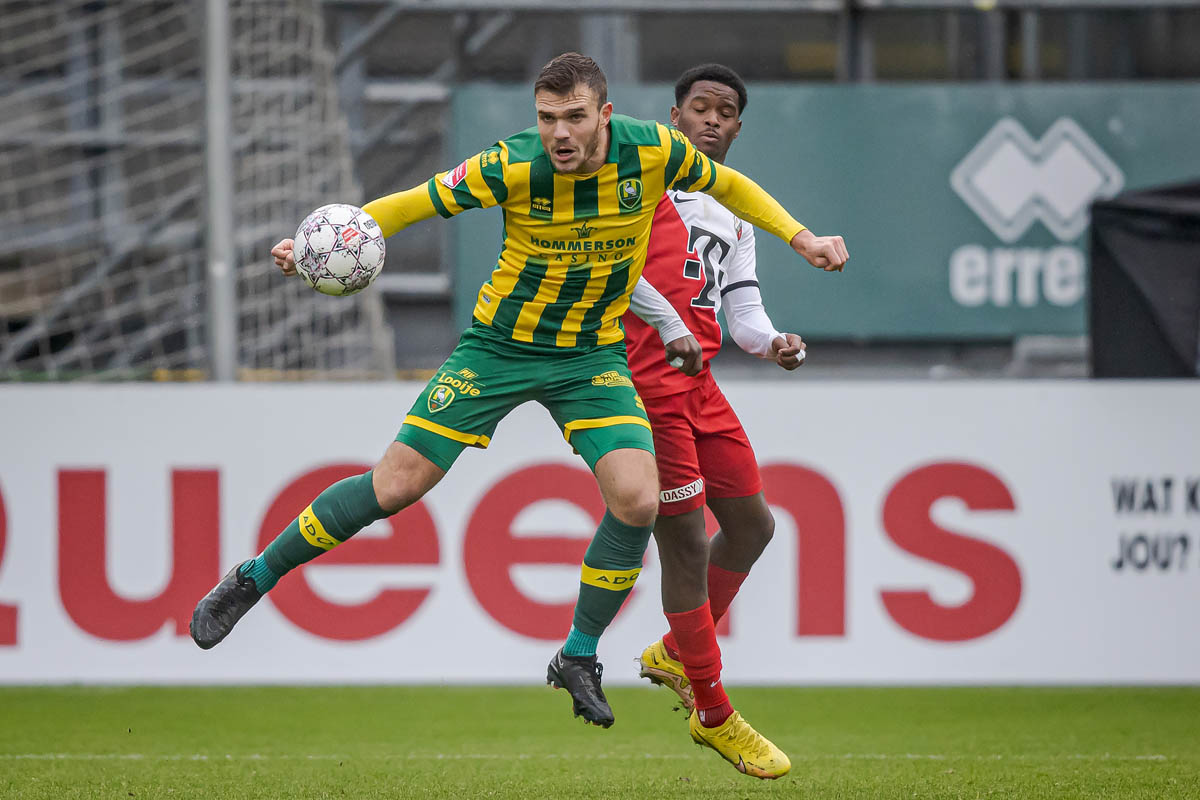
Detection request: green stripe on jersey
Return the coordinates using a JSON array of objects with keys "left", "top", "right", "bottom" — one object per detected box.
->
[
  {"left": 449, "top": 182, "right": 484, "bottom": 210},
  {"left": 573, "top": 177, "right": 598, "bottom": 220},
  {"left": 480, "top": 151, "right": 508, "bottom": 204},
  {"left": 663, "top": 135, "right": 687, "bottom": 191},
  {"left": 609, "top": 115, "right": 662, "bottom": 146},
  {"left": 490, "top": 256, "right": 551, "bottom": 333},
  {"left": 617, "top": 144, "right": 643, "bottom": 214},
  {"left": 672, "top": 152, "right": 707, "bottom": 191},
  {"left": 501, "top": 128, "right": 544, "bottom": 163},
  {"left": 530, "top": 267, "right": 594, "bottom": 347},
  {"left": 427, "top": 179, "right": 452, "bottom": 218},
  {"left": 527, "top": 154, "right": 554, "bottom": 220},
  {"left": 575, "top": 259, "right": 633, "bottom": 348}
]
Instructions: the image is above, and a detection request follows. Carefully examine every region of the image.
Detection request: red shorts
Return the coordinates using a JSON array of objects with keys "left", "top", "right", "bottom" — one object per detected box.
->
[{"left": 646, "top": 372, "right": 762, "bottom": 516}]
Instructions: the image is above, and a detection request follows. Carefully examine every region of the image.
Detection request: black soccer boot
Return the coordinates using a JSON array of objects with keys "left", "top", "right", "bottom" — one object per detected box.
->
[
  {"left": 189, "top": 564, "right": 263, "bottom": 650},
  {"left": 546, "top": 647, "right": 615, "bottom": 728}
]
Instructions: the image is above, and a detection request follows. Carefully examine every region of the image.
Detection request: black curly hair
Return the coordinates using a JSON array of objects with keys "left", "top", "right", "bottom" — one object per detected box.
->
[{"left": 673, "top": 63, "right": 747, "bottom": 114}]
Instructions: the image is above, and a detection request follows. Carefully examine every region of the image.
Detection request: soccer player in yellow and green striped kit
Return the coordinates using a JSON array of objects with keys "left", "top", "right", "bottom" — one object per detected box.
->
[{"left": 190, "top": 53, "right": 848, "bottom": 741}]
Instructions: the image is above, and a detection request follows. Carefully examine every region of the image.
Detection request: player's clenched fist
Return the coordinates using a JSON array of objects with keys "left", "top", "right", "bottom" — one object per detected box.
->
[
  {"left": 790, "top": 229, "right": 848, "bottom": 272},
  {"left": 769, "top": 333, "right": 806, "bottom": 370},
  {"left": 271, "top": 238, "right": 297, "bottom": 276},
  {"left": 664, "top": 334, "right": 703, "bottom": 376}
]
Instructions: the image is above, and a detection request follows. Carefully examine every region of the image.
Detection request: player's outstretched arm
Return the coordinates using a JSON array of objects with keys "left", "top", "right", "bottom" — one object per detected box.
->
[
  {"left": 269, "top": 182, "right": 438, "bottom": 277},
  {"left": 363, "top": 144, "right": 508, "bottom": 238},
  {"left": 696, "top": 161, "right": 849, "bottom": 272},
  {"left": 363, "top": 184, "right": 440, "bottom": 239}
]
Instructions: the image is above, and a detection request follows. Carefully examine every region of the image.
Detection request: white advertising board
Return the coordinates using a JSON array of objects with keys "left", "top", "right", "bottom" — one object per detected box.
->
[{"left": 0, "top": 382, "right": 1196, "bottom": 684}]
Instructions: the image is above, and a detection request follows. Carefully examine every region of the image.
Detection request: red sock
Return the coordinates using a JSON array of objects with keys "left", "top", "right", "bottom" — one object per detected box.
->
[
  {"left": 707, "top": 563, "right": 749, "bottom": 625},
  {"left": 665, "top": 601, "right": 732, "bottom": 727},
  {"left": 661, "top": 565, "right": 749, "bottom": 659}
]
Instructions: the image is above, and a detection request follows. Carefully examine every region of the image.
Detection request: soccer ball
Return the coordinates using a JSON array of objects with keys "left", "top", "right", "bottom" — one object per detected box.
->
[{"left": 292, "top": 204, "right": 386, "bottom": 296}]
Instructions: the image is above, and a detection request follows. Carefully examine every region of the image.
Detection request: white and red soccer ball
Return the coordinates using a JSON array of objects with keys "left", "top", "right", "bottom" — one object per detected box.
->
[{"left": 292, "top": 204, "right": 386, "bottom": 296}]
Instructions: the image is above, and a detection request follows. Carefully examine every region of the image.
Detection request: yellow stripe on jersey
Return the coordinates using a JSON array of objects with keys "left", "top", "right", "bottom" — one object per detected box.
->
[
  {"left": 502, "top": 158, "right": 531, "bottom": 216},
  {"left": 511, "top": 260, "right": 569, "bottom": 342},
  {"left": 551, "top": 173, "right": 576, "bottom": 223},
  {"left": 555, "top": 259, "right": 617, "bottom": 348}
]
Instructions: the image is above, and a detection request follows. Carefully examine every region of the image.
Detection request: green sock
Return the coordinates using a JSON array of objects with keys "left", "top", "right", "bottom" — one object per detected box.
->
[
  {"left": 240, "top": 556, "right": 279, "bottom": 592},
  {"left": 562, "top": 627, "right": 600, "bottom": 658},
  {"left": 568, "top": 510, "right": 653, "bottom": 653},
  {"left": 252, "top": 471, "right": 387, "bottom": 590}
]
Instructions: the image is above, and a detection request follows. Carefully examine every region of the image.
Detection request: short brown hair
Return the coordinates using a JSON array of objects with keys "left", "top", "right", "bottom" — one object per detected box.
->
[{"left": 534, "top": 52, "right": 608, "bottom": 107}]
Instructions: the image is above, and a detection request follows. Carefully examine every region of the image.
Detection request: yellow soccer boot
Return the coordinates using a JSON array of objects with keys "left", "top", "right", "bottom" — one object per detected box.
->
[
  {"left": 688, "top": 709, "right": 791, "bottom": 779},
  {"left": 637, "top": 639, "right": 694, "bottom": 713}
]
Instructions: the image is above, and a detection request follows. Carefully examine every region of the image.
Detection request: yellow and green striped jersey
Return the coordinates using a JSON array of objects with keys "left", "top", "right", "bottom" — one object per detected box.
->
[{"left": 364, "top": 114, "right": 806, "bottom": 352}]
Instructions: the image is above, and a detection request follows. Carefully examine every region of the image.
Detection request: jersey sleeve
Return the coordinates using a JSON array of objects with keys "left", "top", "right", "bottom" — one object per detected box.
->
[
  {"left": 663, "top": 125, "right": 719, "bottom": 193},
  {"left": 721, "top": 223, "right": 783, "bottom": 358},
  {"left": 362, "top": 144, "right": 509, "bottom": 238},
  {"left": 427, "top": 144, "right": 509, "bottom": 219},
  {"left": 364, "top": 144, "right": 508, "bottom": 237},
  {"left": 656, "top": 123, "right": 806, "bottom": 246},
  {"left": 703, "top": 164, "right": 807, "bottom": 246},
  {"left": 361, "top": 185, "right": 438, "bottom": 239},
  {"left": 629, "top": 275, "right": 692, "bottom": 345}
]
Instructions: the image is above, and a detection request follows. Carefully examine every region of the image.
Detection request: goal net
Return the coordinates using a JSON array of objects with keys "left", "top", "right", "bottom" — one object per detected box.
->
[{"left": 0, "top": 0, "right": 394, "bottom": 380}]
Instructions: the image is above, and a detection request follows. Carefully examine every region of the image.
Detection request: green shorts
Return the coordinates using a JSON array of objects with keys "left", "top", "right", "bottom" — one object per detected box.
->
[{"left": 396, "top": 324, "right": 654, "bottom": 472}]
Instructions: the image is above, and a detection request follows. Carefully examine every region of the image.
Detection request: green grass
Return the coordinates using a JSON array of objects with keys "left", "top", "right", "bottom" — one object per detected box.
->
[{"left": 2, "top": 686, "right": 1198, "bottom": 799}]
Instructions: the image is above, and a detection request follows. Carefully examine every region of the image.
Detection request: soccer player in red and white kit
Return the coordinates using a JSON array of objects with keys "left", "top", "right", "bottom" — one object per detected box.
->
[{"left": 624, "top": 64, "right": 847, "bottom": 779}]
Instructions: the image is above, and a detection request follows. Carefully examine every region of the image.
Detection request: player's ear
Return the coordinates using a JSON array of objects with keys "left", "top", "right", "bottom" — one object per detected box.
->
[
  {"left": 731, "top": 118, "right": 741, "bottom": 140},
  {"left": 669, "top": 106, "right": 680, "bottom": 126},
  {"left": 600, "top": 101, "right": 613, "bottom": 126}
]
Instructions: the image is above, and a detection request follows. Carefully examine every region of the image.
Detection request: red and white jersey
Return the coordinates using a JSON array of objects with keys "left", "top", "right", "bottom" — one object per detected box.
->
[{"left": 625, "top": 190, "right": 781, "bottom": 399}]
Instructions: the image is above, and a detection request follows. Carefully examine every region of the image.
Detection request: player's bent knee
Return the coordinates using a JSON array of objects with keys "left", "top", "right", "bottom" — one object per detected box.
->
[
  {"left": 608, "top": 488, "right": 658, "bottom": 528},
  {"left": 736, "top": 510, "right": 776, "bottom": 556},
  {"left": 757, "top": 511, "right": 776, "bottom": 547},
  {"left": 372, "top": 442, "right": 444, "bottom": 514}
]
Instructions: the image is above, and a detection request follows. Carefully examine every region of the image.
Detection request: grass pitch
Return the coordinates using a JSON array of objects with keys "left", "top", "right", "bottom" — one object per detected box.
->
[{"left": 1, "top": 685, "right": 1197, "bottom": 799}]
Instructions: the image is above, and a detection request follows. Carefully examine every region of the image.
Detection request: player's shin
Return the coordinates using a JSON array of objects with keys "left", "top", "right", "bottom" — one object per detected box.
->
[
  {"left": 666, "top": 601, "right": 733, "bottom": 727},
  {"left": 564, "top": 510, "right": 653, "bottom": 656},
  {"left": 242, "top": 471, "right": 388, "bottom": 591}
]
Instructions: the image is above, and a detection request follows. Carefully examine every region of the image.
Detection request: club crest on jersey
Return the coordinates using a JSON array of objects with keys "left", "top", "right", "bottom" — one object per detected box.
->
[
  {"left": 441, "top": 159, "right": 470, "bottom": 189},
  {"left": 617, "top": 178, "right": 643, "bottom": 210},
  {"left": 591, "top": 371, "right": 634, "bottom": 388},
  {"left": 428, "top": 385, "right": 456, "bottom": 413}
]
